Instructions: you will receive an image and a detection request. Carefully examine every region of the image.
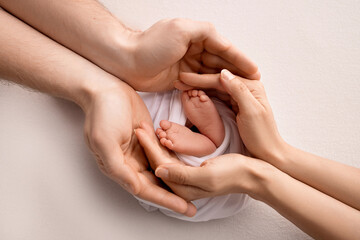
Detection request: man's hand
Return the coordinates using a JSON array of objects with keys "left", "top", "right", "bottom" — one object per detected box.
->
[
  {"left": 83, "top": 81, "right": 196, "bottom": 217},
  {"left": 0, "top": 1, "right": 260, "bottom": 91},
  {"left": 124, "top": 18, "right": 260, "bottom": 91},
  {"left": 0, "top": 7, "right": 196, "bottom": 216}
]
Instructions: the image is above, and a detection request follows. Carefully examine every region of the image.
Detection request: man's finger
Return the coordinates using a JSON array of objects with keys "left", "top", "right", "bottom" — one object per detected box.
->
[
  {"left": 204, "top": 37, "right": 260, "bottom": 79},
  {"left": 177, "top": 19, "right": 260, "bottom": 79},
  {"left": 220, "top": 69, "right": 260, "bottom": 114},
  {"left": 179, "top": 72, "right": 225, "bottom": 92},
  {"left": 174, "top": 80, "right": 193, "bottom": 91},
  {"left": 201, "top": 51, "right": 252, "bottom": 78},
  {"left": 94, "top": 138, "right": 141, "bottom": 194},
  {"left": 137, "top": 173, "right": 197, "bottom": 217}
]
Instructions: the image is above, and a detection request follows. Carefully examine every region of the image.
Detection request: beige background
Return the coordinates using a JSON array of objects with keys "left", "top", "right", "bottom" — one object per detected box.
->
[{"left": 1, "top": 0, "right": 359, "bottom": 239}]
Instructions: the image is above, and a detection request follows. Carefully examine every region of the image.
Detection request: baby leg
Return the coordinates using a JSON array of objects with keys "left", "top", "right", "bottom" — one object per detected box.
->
[
  {"left": 182, "top": 90, "right": 225, "bottom": 147},
  {"left": 156, "top": 120, "right": 217, "bottom": 157}
]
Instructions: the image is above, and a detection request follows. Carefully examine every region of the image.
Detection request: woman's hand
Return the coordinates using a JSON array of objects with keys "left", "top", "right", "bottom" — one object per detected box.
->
[
  {"left": 83, "top": 81, "right": 196, "bottom": 217},
  {"left": 175, "top": 69, "right": 287, "bottom": 165},
  {"left": 134, "top": 120, "right": 267, "bottom": 201},
  {"left": 218, "top": 69, "right": 287, "bottom": 164},
  {"left": 120, "top": 18, "right": 260, "bottom": 91}
]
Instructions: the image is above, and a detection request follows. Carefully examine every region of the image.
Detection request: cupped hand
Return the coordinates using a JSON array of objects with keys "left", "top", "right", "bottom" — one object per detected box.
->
[
  {"left": 121, "top": 18, "right": 260, "bottom": 91},
  {"left": 82, "top": 80, "right": 196, "bottom": 216},
  {"left": 219, "top": 69, "right": 287, "bottom": 164},
  {"left": 174, "top": 69, "right": 286, "bottom": 165},
  {"left": 135, "top": 120, "right": 262, "bottom": 201}
]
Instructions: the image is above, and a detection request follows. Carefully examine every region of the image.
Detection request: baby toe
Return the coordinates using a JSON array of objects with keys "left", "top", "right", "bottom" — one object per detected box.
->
[
  {"left": 160, "top": 137, "right": 167, "bottom": 146},
  {"left": 199, "top": 94, "right": 209, "bottom": 102},
  {"left": 160, "top": 120, "right": 172, "bottom": 130},
  {"left": 198, "top": 90, "right": 206, "bottom": 96},
  {"left": 164, "top": 139, "right": 174, "bottom": 149},
  {"left": 155, "top": 128, "right": 162, "bottom": 135},
  {"left": 191, "top": 90, "right": 198, "bottom": 97},
  {"left": 159, "top": 131, "right": 167, "bottom": 138}
]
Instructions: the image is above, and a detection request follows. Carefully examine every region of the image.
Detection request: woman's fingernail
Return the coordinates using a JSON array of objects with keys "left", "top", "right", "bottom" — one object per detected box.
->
[
  {"left": 221, "top": 69, "right": 235, "bottom": 81},
  {"left": 155, "top": 168, "right": 169, "bottom": 178}
]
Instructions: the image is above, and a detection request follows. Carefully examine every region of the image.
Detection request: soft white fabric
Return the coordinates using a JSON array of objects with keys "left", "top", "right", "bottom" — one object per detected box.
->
[{"left": 135, "top": 90, "right": 250, "bottom": 222}]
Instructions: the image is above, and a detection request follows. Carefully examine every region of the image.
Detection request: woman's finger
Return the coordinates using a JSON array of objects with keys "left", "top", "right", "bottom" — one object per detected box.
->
[
  {"left": 155, "top": 164, "right": 212, "bottom": 191},
  {"left": 220, "top": 69, "right": 260, "bottom": 114}
]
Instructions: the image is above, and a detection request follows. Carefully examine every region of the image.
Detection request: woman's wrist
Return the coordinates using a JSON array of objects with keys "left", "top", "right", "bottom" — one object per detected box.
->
[{"left": 237, "top": 155, "right": 280, "bottom": 202}]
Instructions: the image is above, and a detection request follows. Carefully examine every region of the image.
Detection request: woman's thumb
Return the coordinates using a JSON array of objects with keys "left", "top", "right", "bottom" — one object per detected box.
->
[
  {"left": 155, "top": 164, "right": 201, "bottom": 186},
  {"left": 220, "top": 69, "right": 258, "bottom": 113}
]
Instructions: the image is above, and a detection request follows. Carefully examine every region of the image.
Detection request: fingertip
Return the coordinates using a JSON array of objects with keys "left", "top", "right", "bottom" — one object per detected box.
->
[
  {"left": 221, "top": 69, "right": 235, "bottom": 81},
  {"left": 174, "top": 79, "right": 193, "bottom": 91},
  {"left": 155, "top": 167, "right": 169, "bottom": 179},
  {"left": 129, "top": 181, "right": 141, "bottom": 195},
  {"left": 248, "top": 69, "right": 261, "bottom": 80},
  {"left": 184, "top": 202, "right": 197, "bottom": 217}
]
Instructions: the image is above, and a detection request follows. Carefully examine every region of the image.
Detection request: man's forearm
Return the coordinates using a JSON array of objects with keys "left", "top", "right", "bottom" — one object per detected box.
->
[
  {"left": 0, "top": 0, "right": 132, "bottom": 81},
  {"left": 0, "top": 8, "right": 119, "bottom": 110}
]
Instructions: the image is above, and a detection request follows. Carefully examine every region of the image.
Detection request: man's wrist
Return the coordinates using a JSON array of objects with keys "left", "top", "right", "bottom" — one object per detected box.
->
[
  {"left": 104, "top": 27, "right": 137, "bottom": 80},
  {"left": 72, "top": 71, "right": 125, "bottom": 113}
]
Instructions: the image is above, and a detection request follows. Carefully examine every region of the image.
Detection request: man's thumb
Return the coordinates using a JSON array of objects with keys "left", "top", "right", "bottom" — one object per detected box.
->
[{"left": 220, "top": 69, "right": 258, "bottom": 113}]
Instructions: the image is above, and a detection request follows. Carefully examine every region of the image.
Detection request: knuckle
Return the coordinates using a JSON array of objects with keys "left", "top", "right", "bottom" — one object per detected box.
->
[
  {"left": 205, "top": 21, "right": 215, "bottom": 31},
  {"left": 168, "top": 18, "right": 185, "bottom": 31},
  {"left": 250, "top": 107, "right": 266, "bottom": 119},
  {"left": 233, "top": 80, "right": 248, "bottom": 93},
  {"left": 173, "top": 171, "right": 188, "bottom": 185},
  {"left": 89, "top": 130, "right": 104, "bottom": 149},
  {"left": 254, "top": 81, "right": 265, "bottom": 92},
  {"left": 106, "top": 167, "right": 120, "bottom": 180}
]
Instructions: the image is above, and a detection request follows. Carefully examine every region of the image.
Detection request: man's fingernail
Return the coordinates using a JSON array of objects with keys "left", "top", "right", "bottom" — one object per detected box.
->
[
  {"left": 155, "top": 168, "right": 169, "bottom": 178},
  {"left": 221, "top": 69, "right": 235, "bottom": 81}
]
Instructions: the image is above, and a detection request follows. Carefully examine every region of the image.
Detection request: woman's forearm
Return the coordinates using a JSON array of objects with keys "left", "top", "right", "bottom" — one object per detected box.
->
[
  {"left": 272, "top": 143, "right": 360, "bottom": 211},
  {"left": 249, "top": 161, "right": 360, "bottom": 240},
  {"left": 0, "top": 0, "right": 132, "bottom": 81},
  {"left": 0, "top": 8, "right": 119, "bottom": 109}
]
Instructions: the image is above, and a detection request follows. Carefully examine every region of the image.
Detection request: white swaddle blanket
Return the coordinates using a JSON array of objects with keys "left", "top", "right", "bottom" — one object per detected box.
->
[{"left": 136, "top": 90, "right": 250, "bottom": 222}]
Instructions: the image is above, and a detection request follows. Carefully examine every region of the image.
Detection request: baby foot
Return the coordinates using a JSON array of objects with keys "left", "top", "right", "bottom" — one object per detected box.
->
[
  {"left": 182, "top": 90, "right": 225, "bottom": 147},
  {"left": 156, "top": 120, "right": 216, "bottom": 157}
]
